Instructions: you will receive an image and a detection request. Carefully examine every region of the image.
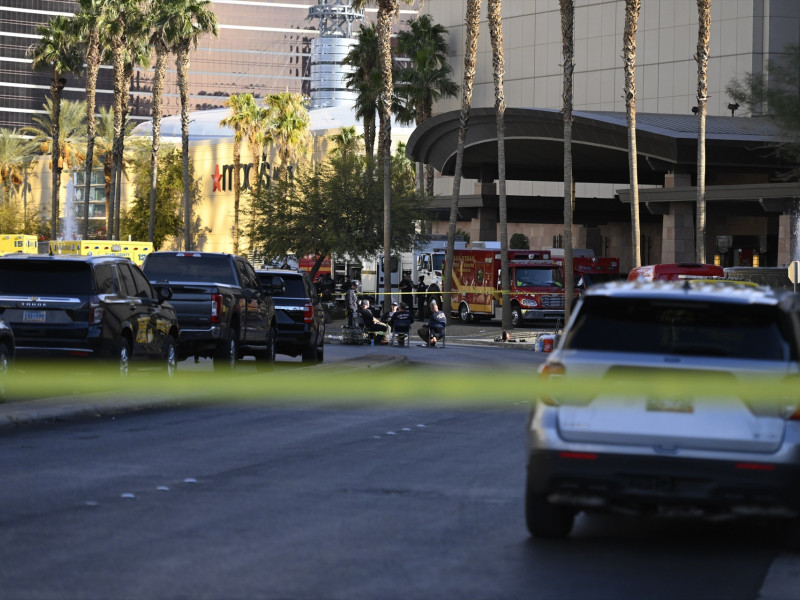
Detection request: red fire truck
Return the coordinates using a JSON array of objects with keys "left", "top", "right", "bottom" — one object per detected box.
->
[{"left": 450, "top": 248, "right": 619, "bottom": 326}]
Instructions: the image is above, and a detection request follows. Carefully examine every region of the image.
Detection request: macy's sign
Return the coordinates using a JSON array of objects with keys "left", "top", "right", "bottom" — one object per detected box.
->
[{"left": 211, "top": 162, "right": 294, "bottom": 192}]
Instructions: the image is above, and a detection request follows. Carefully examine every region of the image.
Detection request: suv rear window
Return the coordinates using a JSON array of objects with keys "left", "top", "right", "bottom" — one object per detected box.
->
[
  {"left": 564, "top": 296, "right": 795, "bottom": 361},
  {"left": 0, "top": 261, "right": 93, "bottom": 296},
  {"left": 144, "top": 254, "right": 238, "bottom": 286}
]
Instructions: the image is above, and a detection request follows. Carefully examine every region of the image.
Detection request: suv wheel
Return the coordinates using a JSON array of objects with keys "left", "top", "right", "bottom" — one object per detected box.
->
[
  {"left": 214, "top": 330, "right": 238, "bottom": 371},
  {"left": 256, "top": 326, "right": 277, "bottom": 371},
  {"left": 117, "top": 337, "right": 131, "bottom": 378},
  {"left": 163, "top": 334, "right": 178, "bottom": 377},
  {"left": 525, "top": 484, "right": 575, "bottom": 539}
]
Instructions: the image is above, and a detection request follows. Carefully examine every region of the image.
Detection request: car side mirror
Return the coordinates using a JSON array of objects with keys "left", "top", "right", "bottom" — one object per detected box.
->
[{"left": 155, "top": 285, "right": 172, "bottom": 302}]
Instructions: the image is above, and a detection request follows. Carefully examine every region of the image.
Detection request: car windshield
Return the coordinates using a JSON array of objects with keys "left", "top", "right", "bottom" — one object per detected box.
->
[
  {"left": 0, "top": 261, "right": 93, "bottom": 295},
  {"left": 564, "top": 296, "right": 794, "bottom": 361},
  {"left": 144, "top": 254, "right": 237, "bottom": 285},
  {"left": 514, "top": 267, "right": 562, "bottom": 287}
]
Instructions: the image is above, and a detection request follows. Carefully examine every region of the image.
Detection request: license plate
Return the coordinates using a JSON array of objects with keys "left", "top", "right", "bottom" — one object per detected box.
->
[
  {"left": 23, "top": 310, "right": 46, "bottom": 323},
  {"left": 646, "top": 396, "right": 694, "bottom": 413}
]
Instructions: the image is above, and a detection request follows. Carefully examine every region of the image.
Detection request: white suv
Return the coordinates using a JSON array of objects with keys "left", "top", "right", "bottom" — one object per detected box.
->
[{"left": 526, "top": 280, "right": 800, "bottom": 539}]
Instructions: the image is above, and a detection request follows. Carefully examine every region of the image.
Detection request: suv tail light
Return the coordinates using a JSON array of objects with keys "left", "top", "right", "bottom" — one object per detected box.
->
[
  {"left": 211, "top": 294, "right": 223, "bottom": 323},
  {"left": 538, "top": 362, "right": 565, "bottom": 406},
  {"left": 303, "top": 303, "right": 314, "bottom": 324},
  {"left": 89, "top": 295, "right": 103, "bottom": 324}
]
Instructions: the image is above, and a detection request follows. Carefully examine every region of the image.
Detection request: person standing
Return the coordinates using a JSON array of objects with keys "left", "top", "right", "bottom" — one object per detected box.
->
[
  {"left": 346, "top": 280, "right": 358, "bottom": 327},
  {"left": 399, "top": 272, "right": 414, "bottom": 311},
  {"left": 415, "top": 275, "right": 428, "bottom": 320}
]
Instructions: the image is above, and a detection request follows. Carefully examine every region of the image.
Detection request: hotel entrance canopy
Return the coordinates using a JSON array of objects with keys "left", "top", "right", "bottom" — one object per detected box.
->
[{"left": 405, "top": 107, "right": 793, "bottom": 186}]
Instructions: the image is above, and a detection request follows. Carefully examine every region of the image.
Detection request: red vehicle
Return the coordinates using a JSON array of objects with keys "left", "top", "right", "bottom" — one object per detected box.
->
[
  {"left": 448, "top": 249, "right": 554, "bottom": 326},
  {"left": 450, "top": 248, "right": 620, "bottom": 326},
  {"left": 628, "top": 262, "right": 723, "bottom": 282}
]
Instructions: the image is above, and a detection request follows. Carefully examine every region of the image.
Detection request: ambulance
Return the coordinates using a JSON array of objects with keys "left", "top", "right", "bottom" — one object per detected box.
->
[
  {"left": 0, "top": 234, "right": 38, "bottom": 254},
  {"left": 48, "top": 240, "right": 154, "bottom": 266}
]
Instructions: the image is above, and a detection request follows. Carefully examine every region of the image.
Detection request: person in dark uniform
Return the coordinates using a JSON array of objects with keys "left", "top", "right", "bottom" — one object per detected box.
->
[
  {"left": 415, "top": 276, "right": 428, "bottom": 320},
  {"left": 399, "top": 272, "right": 414, "bottom": 312}
]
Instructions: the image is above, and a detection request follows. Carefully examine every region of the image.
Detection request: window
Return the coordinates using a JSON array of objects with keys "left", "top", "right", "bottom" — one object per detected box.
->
[{"left": 127, "top": 264, "right": 155, "bottom": 299}]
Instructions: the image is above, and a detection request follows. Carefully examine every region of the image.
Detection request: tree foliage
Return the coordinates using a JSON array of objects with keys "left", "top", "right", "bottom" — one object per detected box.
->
[
  {"left": 248, "top": 144, "right": 428, "bottom": 280},
  {"left": 121, "top": 143, "right": 194, "bottom": 249},
  {"left": 727, "top": 44, "right": 800, "bottom": 166}
]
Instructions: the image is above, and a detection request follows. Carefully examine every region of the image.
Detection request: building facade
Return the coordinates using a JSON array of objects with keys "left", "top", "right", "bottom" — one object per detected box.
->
[{"left": 418, "top": 0, "right": 800, "bottom": 271}]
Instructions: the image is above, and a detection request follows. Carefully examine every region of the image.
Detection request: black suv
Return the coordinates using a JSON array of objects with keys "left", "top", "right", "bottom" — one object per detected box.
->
[
  {"left": 256, "top": 269, "right": 325, "bottom": 363},
  {"left": 0, "top": 255, "right": 179, "bottom": 375}
]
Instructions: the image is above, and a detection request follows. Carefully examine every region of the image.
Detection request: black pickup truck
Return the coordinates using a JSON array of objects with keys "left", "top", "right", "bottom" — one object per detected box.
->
[{"left": 142, "top": 251, "right": 278, "bottom": 370}]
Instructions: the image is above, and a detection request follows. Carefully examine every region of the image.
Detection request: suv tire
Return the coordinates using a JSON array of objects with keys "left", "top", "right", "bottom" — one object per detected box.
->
[
  {"left": 525, "top": 483, "right": 575, "bottom": 539},
  {"left": 256, "top": 326, "right": 277, "bottom": 371}
]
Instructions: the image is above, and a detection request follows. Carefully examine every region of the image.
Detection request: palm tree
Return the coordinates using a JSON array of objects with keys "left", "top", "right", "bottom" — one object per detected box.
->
[
  {"left": 443, "top": 0, "right": 481, "bottom": 325},
  {"left": 95, "top": 105, "right": 136, "bottom": 235},
  {"left": 351, "top": 0, "right": 402, "bottom": 314},
  {"left": 147, "top": 0, "right": 175, "bottom": 244},
  {"left": 0, "top": 129, "right": 35, "bottom": 205},
  {"left": 624, "top": 0, "right": 642, "bottom": 270},
  {"left": 487, "top": 0, "right": 512, "bottom": 331},
  {"left": 115, "top": 15, "right": 150, "bottom": 240},
  {"left": 696, "top": 0, "right": 711, "bottom": 263},
  {"left": 156, "top": 0, "right": 218, "bottom": 250},
  {"left": 328, "top": 126, "right": 363, "bottom": 161},
  {"left": 74, "top": 0, "right": 106, "bottom": 239},
  {"left": 219, "top": 93, "right": 252, "bottom": 254},
  {"left": 396, "top": 14, "right": 458, "bottom": 196},
  {"left": 27, "top": 15, "right": 84, "bottom": 239},
  {"left": 22, "top": 99, "right": 87, "bottom": 238},
  {"left": 560, "top": 0, "right": 575, "bottom": 323},
  {"left": 343, "top": 23, "right": 380, "bottom": 161},
  {"left": 102, "top": 0, "right": 147, "bottom": 240},
  {"left": 242, "top": 96, "right": 268, "bottom": 197},
  {"left": 263, "top": 91, "right": 312, "bottom": 179}
]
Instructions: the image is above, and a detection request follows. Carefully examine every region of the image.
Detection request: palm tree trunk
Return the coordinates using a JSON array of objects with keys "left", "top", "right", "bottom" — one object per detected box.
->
[
  {"left": 624, "top": 0, "right": 641, "bottom": 269},
  {"left": 108, "top": 45, "right": 124, "bottom": 240},
  {"left": 50, "top": 76, "right": 65, "bottom": 239},
  {"left": 377, "top": 0, "right": 396, "bottom": 314},
  {"left": 444, "top": 0, "right": 480, "bottom": 325},
  {"left": 149, "top": 47, "right": 168, "bottom": 244},
  {"left": 423, "top": 102, "right": 434, "bottom": 196},
  {"left": 696, "top": 0, "right": 711, "bottom": 263},
  {"left": 232, "top": 137, "right": 241, "bottom": 254},
  {"left": 83, "top": 30, "right": 99, "bottom": 239},
  {"left": 488, "top": 0, "right": 512, "bottom": 331},
  {"left": 115, "top": 59, "right": 134, "bottom": 240},
  {"left": 561, "top": 0, "right": 575, "bottom": 324},
  {"left": 177, "top": 46, "right": 192, "bottom": 251}
]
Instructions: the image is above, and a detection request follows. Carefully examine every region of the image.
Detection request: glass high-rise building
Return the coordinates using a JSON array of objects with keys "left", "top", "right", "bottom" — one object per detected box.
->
[{"left": 0, "top": 0, "right": 347, "bottom": 130}]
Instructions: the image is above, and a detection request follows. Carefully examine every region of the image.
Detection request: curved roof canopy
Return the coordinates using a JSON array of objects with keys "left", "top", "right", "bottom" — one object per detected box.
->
[{"left": 405, "top": 107, "right": 792, "bottom": 185}]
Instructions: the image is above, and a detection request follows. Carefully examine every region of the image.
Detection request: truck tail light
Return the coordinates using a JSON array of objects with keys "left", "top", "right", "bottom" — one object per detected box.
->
[
  {"left": 211, "top": 294, "right": 223, "bottom": 323},
  {"left": 303, "top": 303, "right": 314, "bottom": 324},
  {"left": 89, "top": 295, "right": 103, "bottom": 324}
]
